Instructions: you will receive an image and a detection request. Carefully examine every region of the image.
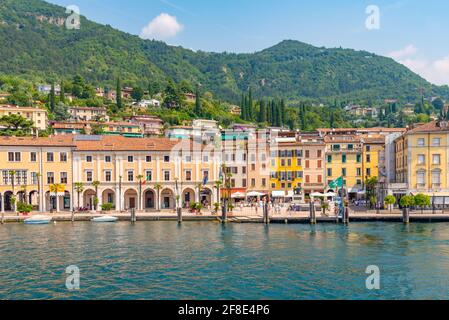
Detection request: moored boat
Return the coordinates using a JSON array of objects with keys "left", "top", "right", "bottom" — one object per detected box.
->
[
  {"left": 91, "top": 216, "right": 118, "bottom": 223},
  {"left": 24, "top": 215, "right": 53, "bottom": 225}
]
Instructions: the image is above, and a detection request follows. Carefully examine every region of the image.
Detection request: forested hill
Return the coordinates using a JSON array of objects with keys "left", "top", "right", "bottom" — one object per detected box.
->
[{"left": 1, "top": 0, "right": 448, "bottom": 103}]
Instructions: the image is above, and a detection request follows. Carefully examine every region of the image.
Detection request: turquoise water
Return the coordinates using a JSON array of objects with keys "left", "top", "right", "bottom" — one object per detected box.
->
[{"left": 1, "top": 222, "right": 449, "bottom": 300}]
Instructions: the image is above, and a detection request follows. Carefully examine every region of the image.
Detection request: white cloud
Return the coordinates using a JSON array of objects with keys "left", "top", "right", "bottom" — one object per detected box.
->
[
  {"left": 386, "top": 45, "right": 449, "bottom": 86},
  {"left": 140, "top": 13, "right": 184, "bottom": 40},
  {"left": 387, "top": 44, "right": 417, "bottom": 60}
]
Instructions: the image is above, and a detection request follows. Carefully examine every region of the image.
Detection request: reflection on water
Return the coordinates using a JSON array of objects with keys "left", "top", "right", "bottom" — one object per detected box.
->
[{"left": 1, "top": 222, "right": 449, "bottom": 300}]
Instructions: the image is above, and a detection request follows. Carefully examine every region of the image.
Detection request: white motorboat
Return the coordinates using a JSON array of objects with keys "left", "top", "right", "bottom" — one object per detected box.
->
[
  {"left": 91, "top": 216, "right": 118, "bottom": 223},
  {"left": 24, "top": 215, "right": 53, "bottom": 225}
]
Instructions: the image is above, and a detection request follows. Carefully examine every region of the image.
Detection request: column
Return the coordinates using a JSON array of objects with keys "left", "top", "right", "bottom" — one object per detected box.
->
[
  {"left": 56, "top": 195, "right": 60, "bottom": 213},
  {"left": 98, "top": 191, "right": 103, "bottom": 211},
  {"left": 115, "top": 187, "right": 121, "bottom": 212},
  {"left": 1, "top": 193, "right": 4, "bottom": 213}
]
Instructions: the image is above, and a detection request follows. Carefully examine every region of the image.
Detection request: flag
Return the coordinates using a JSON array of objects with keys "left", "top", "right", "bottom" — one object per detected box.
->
[
  {"left": 142, "top": 180, "right": 147, "bottom": 186},
  {"left": 329, "top": 176, "right": 344, "bottom": 189}
]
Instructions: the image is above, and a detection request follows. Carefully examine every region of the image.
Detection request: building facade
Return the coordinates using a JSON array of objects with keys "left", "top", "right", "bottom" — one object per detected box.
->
[{"left": 0, "top": 105, "right": 48, "bottom": 130}]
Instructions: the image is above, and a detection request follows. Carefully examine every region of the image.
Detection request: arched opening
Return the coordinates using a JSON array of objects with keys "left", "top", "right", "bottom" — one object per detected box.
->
[
  {"left": 4, "top": 191, "right": 14, "bottom": 211},
  {"left": 83, "top": 189, "right": 96, "bottom": 210},
  {"left": 200, "top": 188, "right": 212, "bottom": 209},
  {"left": 102, "top": 189, "right": 115, "bottom": 206},
  {"left": 143, "top": 189, "right": 156, "bottom": 210},
  {"left": 160, "top": 188, "right": 174, "bottom": 209},
  {"left": 29, "top": 190, "right": 39, "bottom": 210},
  {"left": 17, "top": 191, "right": 27, "bottom": 204},
  {"left": 124, "top": 189, "right": 138, "bottom": 210},
  {"left": 62, "top": 191, "right": 71, "bottom": 211},
  {"left": 182, "top": 188, "right": 195, "bottom": 208}
]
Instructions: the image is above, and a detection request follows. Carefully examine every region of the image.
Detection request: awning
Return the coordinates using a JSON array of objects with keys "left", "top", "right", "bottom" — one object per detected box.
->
[
  {"left": 231, "top": 192, "right": 246, "bottom": 198},
  {"left": 247, "top": 191, "right": 266, "bottom": 197},
  {"left": 272, "top": 191, "right": 286, "bottom": 197}
]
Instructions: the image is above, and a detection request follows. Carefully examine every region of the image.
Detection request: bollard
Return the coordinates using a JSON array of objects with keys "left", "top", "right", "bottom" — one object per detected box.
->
[
  {"left": 402, "top": 207, "right": 410, "bottom": 224},
  {"left": 263, "top": 203, "right": 270, "bottom": 224},
  {"left": 71, "top": 210, "right": 75, "bottom": 223},
  {"left": 344, "top": 207, "right": 350, "bottom": 224},
  {"left": 177, "top": 207, "right": 182, "bottom": 224},
  {"left": 131, "top": 208, "right": 136, "bottom": 223}
]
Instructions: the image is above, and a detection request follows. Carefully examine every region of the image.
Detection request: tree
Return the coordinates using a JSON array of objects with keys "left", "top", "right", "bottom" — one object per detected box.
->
[
  {"left": 74, "top": 182, "right": 84, "bottom": 210},
  {"left": 258, "top": 100, "right": 267, "bottom": 123},
  {"left": 365, "top": 177, "right": 379, "bottom": 208},
  {"left": 214, "top": 180, "right": 223, "bottom": 204},
  {"left": 194, "top": 85, "right": 202, "bottom": 116},
  {"left": 131, "top": 86, "right": 144, "bottom": 102},
  {"left": 116, "top": 77, "right": 123, "bottom": 109},
  {"left": 384, "top": 195, "right": 396, "bottom": 213},
  {"left": 414, "top": 193, "right": 431, "bottom": 214},
  {"left": 53, "top": 102, "right": 70, "bottom": 121},
  {"left": 400, "top": 195, "right": 415, "bottom": 208},
  {"left": 49, "top": 83, "right": 56, "bottom": 112},
  {"left": 59, "top": 80, "right": 65, "bottom": 103},
  {"left": 0, "top": 114, "right": 34, "bottom": 136},
  {"left": 92, "top": 181, "right": 101, "bottom": 211},
  {"left": 163, "top": 79, "right": 182, "bottom": 109}
]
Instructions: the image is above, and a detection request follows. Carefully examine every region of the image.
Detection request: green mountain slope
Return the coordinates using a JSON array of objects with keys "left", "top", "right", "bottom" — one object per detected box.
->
[{"left": 1, "top": 0, "right": 448, "bottom": 103}]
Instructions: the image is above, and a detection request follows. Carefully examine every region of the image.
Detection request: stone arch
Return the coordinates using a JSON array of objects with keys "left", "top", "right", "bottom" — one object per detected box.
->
[
  {"left": 101, "top": 188, "right": 115, "bottom": 206},
  {"left": 143, "top": 188, "right": 156, "bottom": 210},
  {"left": 83, "top": 188, "right": 96, "bottom": 210},
  {"left": 160, "top": 188, "right": 175, "bottom": 210},
  {"left": 124, "top": 188, "right": 138, "bottom": 210},
  {"left": 3, "top": 191, "right": 14, "bottom": 211},
  {"left": 182, "top": 188, "right": 195, "bottom": 208},
  {"left": 200, "top": 187, "right": 213, "bottom": 208}
]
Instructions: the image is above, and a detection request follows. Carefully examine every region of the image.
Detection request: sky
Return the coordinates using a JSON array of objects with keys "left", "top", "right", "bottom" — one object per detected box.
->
[{"left": 47, "top": 0, "right": 449, "bottom": 86}]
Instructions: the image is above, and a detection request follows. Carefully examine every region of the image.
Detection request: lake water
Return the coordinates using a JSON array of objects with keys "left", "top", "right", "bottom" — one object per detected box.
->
[{"left": 1, "top": 221, "right": 449, "bottom": 300}]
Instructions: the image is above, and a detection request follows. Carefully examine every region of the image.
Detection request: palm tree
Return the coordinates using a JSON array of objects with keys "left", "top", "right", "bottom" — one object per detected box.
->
[
  {"left": 196, "top": 182, "right": 203, "bottom": 205},
  {"left": 92, "top": 181, "right": 100, "bottom": 210},
  {"left": 9, "top": 170, "right": 17, "bottom": 213},
  {"left": 214, "top": 180, "right": 223, "bottom": 204},
  {"left": 74, "top": 182, "right": 84, "bottom": 210},
  {"left": 36, "top": 173, "right": 42, "bottom": 211},
  {"left": 137, "top": 175, "right": 144, "bottom": 211},
  {"left": 154, "top": 183, "right": 162, "bottom": 211},
  {"left": 50, "top": 183, "right": 64, "bottom": 212}
]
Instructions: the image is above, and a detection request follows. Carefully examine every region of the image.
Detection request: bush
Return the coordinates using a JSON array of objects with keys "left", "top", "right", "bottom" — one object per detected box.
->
[
  {"left": 213, "top": 202, "right": 220, "bottom": 213},
  {"left": 400, "top": 196, "right": 415, "bottom": 208},
  {"left": 17, "top": 202, "right": 33, "bottom": 213},
  {"left": 101, "top": 203, "right": 115, "bottom": 211}
]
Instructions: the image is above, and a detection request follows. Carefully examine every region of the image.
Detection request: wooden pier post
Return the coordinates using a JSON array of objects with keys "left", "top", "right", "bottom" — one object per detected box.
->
[
  {"left": 309, "top": 202, "right": 316, "bottom": 224},
  {"left": 343, "top": 206, "right": 349, "bottom": 224},
  {"left": 221, "top": 200, "right": 227, "bottom": 224},
  {"left": 263, "top": 203, "right": 270, "bottom": 224},
  {"left": 131, "top": 208, "right": 136, "bottom": 223},
  {"left": 177, "top": 207, "right": 182, "bottom": 224},
  {"left": 402, "top": 207, "right": 410, "bottom": 224},
  {"left": 71, "top": 210, "right": 75, "bottom": 223}
]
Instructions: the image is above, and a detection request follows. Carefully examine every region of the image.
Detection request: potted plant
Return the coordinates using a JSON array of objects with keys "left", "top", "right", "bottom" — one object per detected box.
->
[
  {"left": 213, "top": 202, "right": 220, "bottom": 215},
  {"left": 17, "top": 202, "right": 33, "bottom": 216},
  {"left": 190, "top": 202, "right": 198, "bottom": 213},
  {"left": 101, "top": 203, "right": 115, "bottom": 212}
]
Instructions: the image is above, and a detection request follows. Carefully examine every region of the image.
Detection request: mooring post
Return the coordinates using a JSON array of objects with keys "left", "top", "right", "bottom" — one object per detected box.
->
[
  {"left": 402, "top": 207, "right": 410, "bottom": 224},
  {"left": 263, "top": 203, "right": 270, "bottom": 224},
  {"left": 131, "top": 208, "right": 136, "bottom": 223},
  {"left": 177, "top": 207, "right": 182, "bottom": 224},
  {"left": 309, "top": 201, "right": 316, "bottom": 224},
  {"left": 71, "top": 209, "right": 75, "bottom": 223},
  {"left": 344, "top": 206, "right": 350, "bottom": 224},
  {"left": 221, "top": 200, "right": 227, "bottom": 224}
]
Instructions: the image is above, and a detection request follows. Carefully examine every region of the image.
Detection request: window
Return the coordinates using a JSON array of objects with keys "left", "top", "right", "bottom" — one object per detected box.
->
[
  {"left": 105, "top": 171, "right": 112, "bottom": 182},
  {"left": 366, "top": 146, "right": 371, "bottom": 152},
  {"left": 86, "top": 171, "right": 93, "bottom": 182},
  {"left": 185, "top": 170, "right": 192, "bottom": 181},
  {"left": 251, "top": 164, "right": 256, "bottom": 171},
  {"left": 432, "top": 170, "right": 441, "bottom": 186},
  {"left": 327, "top": 155, "right": 332, "bottom": 163},
  {"left": 297, "top": 158, "right": 302, "bottom": 166},
  {"left": 105, "top": 155, "right": 112, "bottom": 163},
  {"left": 281, "top": 159, "right": 286, "bottom": 167},
  {"left": 47, "top": 172, "right": 54, "bottom": 184},
  {"left": 366, "top": 168, "right": 371, "bottom": 177},
  {"left": 251, "top": 154, "right": 256, "bottom": 162},
  {"left": 342, "top": 168, "right": 347, "bottom": 177},
  {"left": 262, "top": 178, "right": 267, "bottom": 187},
  {"left": 317, "top": 175, "right": 322, "bottom": 183},
  {"left": 242, "top": 179, "right": 247, "bottom": 188},
  {"left": 251, "top": 179, "right": 256, "bottom": 187},
  {"left": 60, "top": 152, "right": 67, "bottom": 162},
  {"left": 305, "top": 150, "right": 310, "bottom": 158},
  {"left": 366, "top": 155, "right": 371, "bottom": 163},
  {"left": 327, "top": 169, "right": 332, "bottom": 177},
  {"left": 145, "top": 170, "right": 152, "bottom": 181},
  {"left": 433, "top": 154, "right": 441, "bottom": 165},
  {"left": 185, "top": 155, "right": 192, "bottom": 162},
  {"left": 146, "top": 156, "right": 152, "bottom": 163},
  {"left": 30, "top": 152, "right": 37, "bottom": 162},
  {"left": 333, "top": 145, "right": 340, "bottom": 151},
  {"left": 418, "top": 154, "right": 426, "bottom": 165},
  {"left": 356, "top": 154, "right": 362, "bottom": 163},
  {"left": 271, "top": 159, "right": 276, "bottom": 167},
  {"left": 86, "top": 155, "right": 92, "bottom": 162},
  {"left": 8, "top": 152, "right": 21, "bottom": 162},
  {"left": 305, "top": 160, "right": 310, "bottom": 169},
  {"left": 164, "top": 156, "right": 170, "bottom": 162},
  {"left": 128, "top": 171, "right": 134, "bottom": 182},
  {"left": 417, "top": 138, "right": 425, "bottom": 146},
  {"left": 317, "top": 150, "right": 322, "bottom": 158},
  {"left": 287, "top": 159, "right": 292, "bottom": 166},
  {"left": 432, "top": 138, "right": 441, "bottom": 146},
  {"left": 342, "top": 154, "right": 347, "bottom": 163},
  {"left": 128, "top": 156, "right": 134, "bottom": 163},
  {"left": 348, "top": 144, "right": 354, "bottom": 151},
  {"left": 261, "top": 154, "right": 267, "bottom": 161},
  {"left": 357, "top": 168, "right": 362, "bottom": 176},
  {"left": 305, "top": 175, "right": 310, "bottom": 183},
  {"left": 31, "top": 172, "right": 38, "bottom": 185},
  {"left": 271, "top": 183, "right": 276, "bottom": 189},
  {"left": 317, "top": 160, "right": 322, "bottom": 169},
  {"left": 60, "top": 172, "right": 68, "bottom": 184},
  {"left": 417, "top": 170, "right": 425, "bottom": 185},
  {"left": 242, "top": 167, "right": 247, "bottom": 174},
  {"left": 164, "top": 171, "right": 170, "bottom": 181},
  {"left": 203, "top": 155, "right": 209, "bottom": 163}
]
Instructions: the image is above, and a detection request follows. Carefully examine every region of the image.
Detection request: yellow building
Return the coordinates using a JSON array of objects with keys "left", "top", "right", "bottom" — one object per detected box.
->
[
  {"left": 362, "top": 135, "right": 386, "bottom": 183},
  {"left": 394, "top": 121, "right": 449, "bottom": 203},
  {"left": 269, "top": 139, "right": 303, "bottom": 200},
  {"left": 0, "top": 136, "right": 75, "bottom": 213},
  {"left": 0, "top": 104, "right": 48, "bottom": 130}
]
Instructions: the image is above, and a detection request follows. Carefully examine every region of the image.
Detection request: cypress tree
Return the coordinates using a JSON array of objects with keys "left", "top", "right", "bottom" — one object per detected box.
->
[
  {"left": 240, "top": 93, "right": 246, "bottom": 120},
  {"left": 49, "top": 82, "right": 56, "bottom": 112},
  {"left": 258, "top": 100, "right": 267, "bottom": 123},
  {"left": 194, "top": 85, "right": 202, "bottom": 116},
  {"left": 248, "top": 88, "right": 253, "bottom": 121},
  {"left": 116, "top": 77, "right": 123, "bottom": 109},
  {"left": 59, "top": 80, "right": 65, "bottom": 103},
  {"left": 330, "top": 111, "right": 335, "bottom": 128},
  {"left": 280, "top": 99, "right": 286, "bottom": 126}
]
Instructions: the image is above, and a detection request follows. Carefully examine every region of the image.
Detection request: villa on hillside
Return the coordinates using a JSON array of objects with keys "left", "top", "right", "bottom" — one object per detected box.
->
[{"left": 0, "top": 104, "right": 48, "bottom": 130}]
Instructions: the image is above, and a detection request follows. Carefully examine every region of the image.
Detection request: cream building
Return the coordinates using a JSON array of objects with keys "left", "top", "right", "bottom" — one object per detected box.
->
[{"left": 0, "top": 105, "right": 48, "bottom": 130}]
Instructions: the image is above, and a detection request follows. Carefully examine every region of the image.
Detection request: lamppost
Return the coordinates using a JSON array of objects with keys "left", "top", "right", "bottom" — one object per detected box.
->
[{"left": 118, "top": 175, "right": 122, "bottom": 212}]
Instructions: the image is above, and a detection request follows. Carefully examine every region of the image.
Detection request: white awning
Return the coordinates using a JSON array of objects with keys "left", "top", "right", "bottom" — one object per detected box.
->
[
  {"left": 247, "top": 191, "right": 265, "bottom": 197},
  {"left": 231, "top": 192, "right": 246, "bottom": 198},
  {"left": 271, "top": 191, "right": 286, "bottom": 197}
]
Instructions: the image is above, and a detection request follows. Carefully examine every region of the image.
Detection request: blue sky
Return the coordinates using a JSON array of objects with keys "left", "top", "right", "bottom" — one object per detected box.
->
[{"left": 47, "top": 0, "right": 449, "bottom": 85}]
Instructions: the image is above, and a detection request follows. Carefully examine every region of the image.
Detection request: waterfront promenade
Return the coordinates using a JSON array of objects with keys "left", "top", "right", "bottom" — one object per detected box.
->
[{"left": 3, "top": 206, "right": 449, "bottom": 223}]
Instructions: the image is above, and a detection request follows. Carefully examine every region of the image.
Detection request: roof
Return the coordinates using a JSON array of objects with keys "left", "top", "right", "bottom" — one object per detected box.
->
[
  {"left": 0, "top": 135, "right": 75, "bottom": 147},
  {"left": 69, "top": 106, "right": 107, "bottom": 111},
  {"left": 0, "top": 104, "right": 48, "bottom": 112},
  {"left": 406, "top": 121, "right": 449, "bottom": 134}
]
